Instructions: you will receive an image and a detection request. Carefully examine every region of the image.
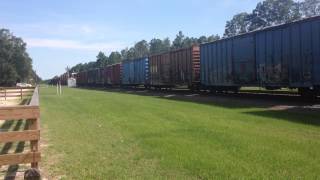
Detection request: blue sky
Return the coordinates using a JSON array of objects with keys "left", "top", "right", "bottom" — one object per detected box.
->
[{"left": 1, "top": 0, "right": 262, "bottom": 79}]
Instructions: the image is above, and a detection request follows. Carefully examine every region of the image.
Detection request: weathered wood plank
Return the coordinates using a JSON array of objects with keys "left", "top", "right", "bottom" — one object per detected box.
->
[
  {"left": 0, "top": 152, "right": 41, "bottom": 166},
  {"left": 0, "top": 94, "right": 23, "bottom": 98},
  {"left": 0, "top": 106, "right": 40, "bottom": 120},
  {"left": 0, "top": 86, "right": 41, "bottom": 169},
  {"left": 29, "top": 86, "right": 39, "bottom": 106},
  {"left": 0, "top": 130, "right": 40, "bottom": 143},
  {"left": 28, "top": 118, "right": 40, "bottom": 153},
  {"left": 0, "top": 87, "right": 35, "bottom": 90}
]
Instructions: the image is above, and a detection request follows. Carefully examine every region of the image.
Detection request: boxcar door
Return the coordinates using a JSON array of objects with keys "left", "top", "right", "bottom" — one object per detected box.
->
[
  {"left": 301, "top": 21, "right": 313, "bottom": 86},
  {"left": 312, "top": 18, "right": 320, "bottom": 86},
  {"left": 232, "top": 34, "right": 256, "bottom": 85},
  {"left": 256, "top": 31, "right": 267, "bottom": 86}
]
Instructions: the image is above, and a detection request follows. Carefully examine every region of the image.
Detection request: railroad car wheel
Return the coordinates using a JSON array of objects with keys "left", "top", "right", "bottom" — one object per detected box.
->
[
  {"left": 233, "top": 86, "right": 240, "bottom": 94},
  {"left": 209, "top": 87, "right": 217, "bottom": 94},
  {"left": 315, "top": 86, "right": 320, "bottom": 97},
  {"left": 299, "top": 88, "right": 317, "bottom": 99},
  {"left": 144, "top": 85, "right": 150, "bottom": 89},
  {"left": 189, "top": 84, "right": 200, "bottom": 92}
]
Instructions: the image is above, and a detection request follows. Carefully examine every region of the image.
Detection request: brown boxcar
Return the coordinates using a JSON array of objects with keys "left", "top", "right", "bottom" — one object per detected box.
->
[
  {"left": 105, "top": 63, "right": 121, "bottom": 86},
  {"left": 149, "top": 52, "right": 172, "bottom": 87},
  {"left": 60, "top": 73, "right": 68, "bottom": 85},
  {"left": 76, "top": 71, "right": 88, "bottom": 86},
  {"left": 170, "top": 45, "right": 200, "bottom": 88},
  {"left": 149, "top": 45, "right": 200, "bottom": 88},
  {"left": 112, "top": 63, "right": 121, "bottom": 85},
  {"left": 96, "top": 68, "right": 105, "bottom": 86},
  {"left": 104, "top": 65, "right": 113, "bottom": 85}
]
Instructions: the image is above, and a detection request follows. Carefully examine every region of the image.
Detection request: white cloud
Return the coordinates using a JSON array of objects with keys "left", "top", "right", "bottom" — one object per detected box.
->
[
  {"left": 8, "top": 22, "right": 99, "bottom": 38},
  {"left": 80, "top": 25, "right": 95, "bottom": 34},
  {"left": 25, "top": 38, "right": 125, "bottom": 52},
  {"left": 5, "top": 22, "right": 142, "bottom": 46}
]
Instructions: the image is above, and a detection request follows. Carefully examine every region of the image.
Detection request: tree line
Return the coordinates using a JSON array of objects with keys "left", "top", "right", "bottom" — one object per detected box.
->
[
  {"left": 69, "top": 0, "right": 320, "bottom": 74},
  {"left": 225, "top": 0, "right": 320, "bottom": 36},
  {"left": 69, "top": 32, "right": 219, "bottom": 73},
  {"left": 0, "top": 29, "right": 41, "bottom": 86}
]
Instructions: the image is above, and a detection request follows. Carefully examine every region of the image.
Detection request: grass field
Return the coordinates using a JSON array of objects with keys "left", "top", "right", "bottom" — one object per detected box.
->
[{"left": 40, "top": 86, "right": 320, "bottom": 179}]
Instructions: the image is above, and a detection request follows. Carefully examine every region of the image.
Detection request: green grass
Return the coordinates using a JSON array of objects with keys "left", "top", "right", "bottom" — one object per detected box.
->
[{"left": 40, "top": 86, "right": 320, "bottom": 179}]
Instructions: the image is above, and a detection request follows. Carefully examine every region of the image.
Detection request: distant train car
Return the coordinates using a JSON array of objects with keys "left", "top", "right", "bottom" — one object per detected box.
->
[
  {"left": 105, "top": 65, "right": 113, "bottom": 86},
  {"left": 60, "top": 73, "right": 68, "bottom": 85},
  {"left": 87, "top": 69, "right": 98, "bottom": 86},
  {"left": 121, "top": 58, "right": 149, "bottom": 87},
  {"left": 149, "top": 52, "right": 172, "bottom": 88},
  {"left": 105, "top": 63, "right": 121, "bottom": 86},
  {"left": 149, "top": 46, "right": 200, "bottom": 89},
  {"left": 170, "top": 45, "right": 200, "bottom": 89},
  {"left": 201, "top": 16, "right": 320, "bottom": 96},
  {"left": 76, "top": 71, "right": 88, "bottom": 86},
  {"left": 96, "top": 68, "right": 105, "bottom": 86},
  {"left": 112, "top": 64, "right": 121, "bottom": 85}
]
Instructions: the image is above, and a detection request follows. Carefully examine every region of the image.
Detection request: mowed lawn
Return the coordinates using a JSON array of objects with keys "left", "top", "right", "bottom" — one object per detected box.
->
[{"left": 40, "top": 86, "right": 320, "bottom": 179}]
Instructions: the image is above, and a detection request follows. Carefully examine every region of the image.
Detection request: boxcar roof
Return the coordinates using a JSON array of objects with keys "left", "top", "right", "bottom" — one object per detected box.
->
[{"left": 201, "top": 15, "right": 320, "bottom": 46}]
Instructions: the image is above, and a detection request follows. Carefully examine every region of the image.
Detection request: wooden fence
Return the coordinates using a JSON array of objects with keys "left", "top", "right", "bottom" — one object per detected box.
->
[
  {"left": 0, "top": 87, "right": 34, "bottom": 100},
  {"left": 0, "top": 86, "right": 40, "bottom": 168}
]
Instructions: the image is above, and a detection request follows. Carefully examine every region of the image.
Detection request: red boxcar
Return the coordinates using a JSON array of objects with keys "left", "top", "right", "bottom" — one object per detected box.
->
[
  {"left": 113, "top": 63, "right": 121, "bottom": 85},
  {"left": 170, "top": 45, "right": 200, "bottom": 88},
  {"left": 104, "top": 63, "right": 121, "bottom": 86},
  {"left": 60, "top": 73, "right": 68, "bottom": 85},
  {"left": 76, "top": 71, "right": 88, "bottom": 86},
  {"left": 149, "top": 52, "right": 171, "bottom": 87},
  {"left": 149, "top": 45, "right": 200, "bottom": 88}
]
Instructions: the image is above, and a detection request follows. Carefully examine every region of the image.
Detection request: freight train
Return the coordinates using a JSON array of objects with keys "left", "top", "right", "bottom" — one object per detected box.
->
[{"left": 56, "top": 16, "right": 320, "bottom": 98}]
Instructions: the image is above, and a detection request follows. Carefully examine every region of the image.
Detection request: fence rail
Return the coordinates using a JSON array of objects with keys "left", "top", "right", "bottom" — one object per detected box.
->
[
  {"left": 0, "top": 86, "right": 40, "bottom": 169},
  {"left": 0, "top": 87, "right": 34, "bottom": 100}
]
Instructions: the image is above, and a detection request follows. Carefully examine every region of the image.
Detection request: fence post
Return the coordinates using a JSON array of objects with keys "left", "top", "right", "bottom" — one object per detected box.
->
[
  {"left": 4, "top": 89, "right": 6, "bottom": 101},
  {"left": 21, "top": 88, "right": 23, "bottom": 99},
  {"left": 28, "top": 118, "right": 39, "bottom": 168},
  {"left": 59, "top": 82, "right": 62, "bottom": 95}
]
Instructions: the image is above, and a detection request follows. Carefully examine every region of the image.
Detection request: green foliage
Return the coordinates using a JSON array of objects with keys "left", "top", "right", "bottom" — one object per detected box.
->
[
  {"left": 224, "top": 12, "right": 251, "bottom": 37},
  {"left": 0, "top": 62, "right": 18, "bottom": 86},
  {"left": 96, "top": 51, "right": 108, "bottom": 67},
  {"left": 108, "top": 51, "right": 122, "bottom": 64},
  {"left": 249, "top": 0, "right": 300, "bottom": 30},
  {"left": 69, "top": 32, "right": 218, "bottom": 73},
  {"left": 171, "top": 31, "right": 220, "bottom": 50},
  {"left": 301, "top": 0, "right": 320, "bottom": 17},
  {"left": 31, "top": 69, "right": 42, "bottom": 84},
  {"left": 149, "top": 38, "right": 171, "bottom": 55},
  {"left": 224, "top": 0, "right": 320, "bottom": 37},
  {"left": 0, "top": 29, "right": 37, "bottom": 86},
  {"left": 133, "top": 40, "right": 149, "bottom": 58},
  {"left": 172, "top": 31, "right": 185, "bottom": 49}
]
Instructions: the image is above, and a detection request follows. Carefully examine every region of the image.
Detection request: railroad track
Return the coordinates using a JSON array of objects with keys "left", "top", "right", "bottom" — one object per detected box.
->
[{"left": 86, "top": 86, "right": 320, "bottom": 104}]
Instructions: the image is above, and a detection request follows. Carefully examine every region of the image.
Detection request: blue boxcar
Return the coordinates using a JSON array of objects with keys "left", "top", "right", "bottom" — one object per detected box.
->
[
  {"left": 121, "top": 57, "right": 149, "bottom": 86},
  {"left": 201, "top": 16, "right": 320, "bottom": 95}
]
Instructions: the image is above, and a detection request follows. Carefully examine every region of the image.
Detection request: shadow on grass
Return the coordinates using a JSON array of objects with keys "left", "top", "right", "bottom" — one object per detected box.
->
[
  {"left": 0, "top": 119, "right": 30, "bottom": 180},
  {"left": 0, "top": 120, "right": 23, "bottom": 155},
  {"left": 158, "top": 94, "right": 320, "bottom": 127},
  {"left": 83, "top": 86, "right": 319, "bottom": 107},
  {"left": 19, "top": 98, "right": 30, "bottom": 105},
  {"left": 245, "top": 107, "right": 320, "bottom": 126},
  {"left": 79, "top": 87, "right": 320, "bottom": 127}
]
